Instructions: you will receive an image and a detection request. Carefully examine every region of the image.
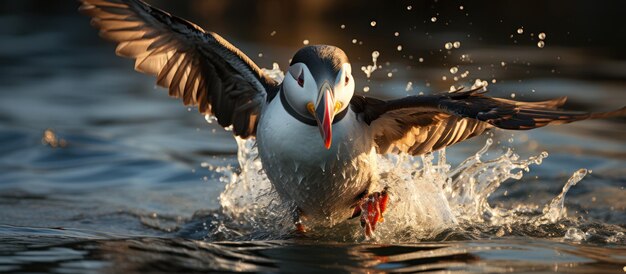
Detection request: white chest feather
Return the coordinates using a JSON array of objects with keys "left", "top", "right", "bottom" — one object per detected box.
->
[{"left": 256, "top": 98, "right": 376, "bottom": 224}]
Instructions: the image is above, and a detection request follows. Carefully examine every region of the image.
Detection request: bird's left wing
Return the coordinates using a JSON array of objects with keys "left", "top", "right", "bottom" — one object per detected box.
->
[
  {"left": 79, "top": 0, "right": 280, "bottom": 138},
  {"left": 351, "top": 88, "right": 625, "bottom": 155}
]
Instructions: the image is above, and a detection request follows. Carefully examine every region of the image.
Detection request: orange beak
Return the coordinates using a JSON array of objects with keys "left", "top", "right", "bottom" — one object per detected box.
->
[{"left": 314, "top": 87, "right": 335, "bottom": 149}]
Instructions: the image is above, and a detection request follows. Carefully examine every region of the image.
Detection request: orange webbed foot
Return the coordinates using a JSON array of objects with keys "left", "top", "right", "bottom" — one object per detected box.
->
[
  {"left": 295, "top": 220, "right": 307, "bottom": 233},
  {"left": 351, "top": 186, "right": 390, "bottom": 238},
  {"left": 293, "top": 208, "right": 307, "bottom": 234}
]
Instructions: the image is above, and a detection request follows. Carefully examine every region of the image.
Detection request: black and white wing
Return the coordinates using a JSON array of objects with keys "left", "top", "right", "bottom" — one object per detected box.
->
[
  {"left": 351, "top": 88, "right": 625, "bottom": 155},
  {"left": 79, "top": 0, "right": 280, "bottom": 138}
]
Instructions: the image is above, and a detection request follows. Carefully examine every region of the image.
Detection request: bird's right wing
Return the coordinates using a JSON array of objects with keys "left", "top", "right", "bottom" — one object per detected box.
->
[
  {"left": 79, "top": 0, "right": 280, "bottom": 138},
  {"left": 351, "top": 88, "right": 625, "bottom": 155}
]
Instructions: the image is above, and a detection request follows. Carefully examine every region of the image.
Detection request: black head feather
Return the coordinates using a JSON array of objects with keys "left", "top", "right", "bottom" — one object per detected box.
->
[{"left": 290, "top": 45, "right": 349, "bottom": 87}]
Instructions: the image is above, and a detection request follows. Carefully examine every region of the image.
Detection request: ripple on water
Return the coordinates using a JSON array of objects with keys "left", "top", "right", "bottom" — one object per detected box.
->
[{"left": 1, "top": 233, "right": 625, "bottom": 273}]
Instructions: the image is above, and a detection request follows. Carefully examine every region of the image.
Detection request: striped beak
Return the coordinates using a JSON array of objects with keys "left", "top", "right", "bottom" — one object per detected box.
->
[{"left": 314, "top": 83, "right": 335, "bottom": 149}]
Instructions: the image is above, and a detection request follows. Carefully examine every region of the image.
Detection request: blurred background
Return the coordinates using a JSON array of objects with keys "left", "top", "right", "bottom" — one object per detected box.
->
[
  {"left": 0, "top": 0, "right": 624, "bottom": 233},
  {"left": 3, "top": 0, "right": 626, "bottom": 92}
]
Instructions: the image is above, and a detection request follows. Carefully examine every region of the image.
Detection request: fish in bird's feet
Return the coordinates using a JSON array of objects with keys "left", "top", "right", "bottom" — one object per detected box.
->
[
  {"left": 79, "top": 0, "right": 626, "bottom": 239},
  {"left": 351, "top": 186, "right": 390, "bottom": 238}
]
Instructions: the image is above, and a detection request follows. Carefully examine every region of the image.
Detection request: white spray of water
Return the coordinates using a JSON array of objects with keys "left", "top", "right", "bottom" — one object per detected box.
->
[
  {"left": 540, "top": 169, "right": 587, "bottom": 223},
  {"left": 212, "top": 136, "right": 587, "bottom": 241}
]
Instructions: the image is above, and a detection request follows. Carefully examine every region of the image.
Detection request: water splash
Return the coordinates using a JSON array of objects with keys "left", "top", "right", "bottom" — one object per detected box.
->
[
  {"left": 218, "top": 138, "right": 293, "bottom": 236},
  {"left": 540, "top": 169, "right": 588, "bottom": 223},
  {"left": 205, "top": 136, "right": 607, "bottom": 243},
  {"left": 261, "top": 63, "right": 284, "bottom": 83},
  {"left": 443, "top": 139, "right": 549, "bottom": 225}
]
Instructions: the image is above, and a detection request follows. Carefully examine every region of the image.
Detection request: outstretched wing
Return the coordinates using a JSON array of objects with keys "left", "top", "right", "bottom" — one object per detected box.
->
[
  {"left": 351, "top": 88, "right": 625, "bottom": 155},
  {"left": 79, "top": 0, "right": 280, "bottom": 138}
]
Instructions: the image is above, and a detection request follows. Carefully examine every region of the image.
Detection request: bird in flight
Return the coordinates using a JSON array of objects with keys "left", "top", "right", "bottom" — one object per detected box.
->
[{"left": 79, "top": 0, "right": 625, "bottom": 237}]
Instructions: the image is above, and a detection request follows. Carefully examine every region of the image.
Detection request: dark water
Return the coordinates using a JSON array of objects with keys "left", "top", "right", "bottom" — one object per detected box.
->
[{"left": 1, "top": 1, "right": 625, "bottom": 273}]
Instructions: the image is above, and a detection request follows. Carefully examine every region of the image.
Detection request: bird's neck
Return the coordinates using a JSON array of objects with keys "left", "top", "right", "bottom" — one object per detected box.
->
[{"left": 278, "top": 87, "right": 348, "bottom": 126}]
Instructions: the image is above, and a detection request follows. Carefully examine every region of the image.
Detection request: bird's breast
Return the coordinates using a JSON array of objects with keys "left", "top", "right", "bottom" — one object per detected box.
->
[{"left": 256, "top": 99, "right": 376, "bottom": 224}]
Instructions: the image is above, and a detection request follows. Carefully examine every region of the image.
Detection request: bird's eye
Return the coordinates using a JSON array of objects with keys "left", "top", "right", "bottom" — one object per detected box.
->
[
  {"left": 344, "top": 76, "right": 350, "bottom": 86},
  {"left": 297, "top": 71, "right": 305, "bottom": 87}
]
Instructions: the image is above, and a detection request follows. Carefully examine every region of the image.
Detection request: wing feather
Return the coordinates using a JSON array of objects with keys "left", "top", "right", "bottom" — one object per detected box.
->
[
  {"left": 352, "top": 88, "right": 624, "bottom": 155},
  {"left": 79, "top": 0, "right": 279, "bottom": 137}
]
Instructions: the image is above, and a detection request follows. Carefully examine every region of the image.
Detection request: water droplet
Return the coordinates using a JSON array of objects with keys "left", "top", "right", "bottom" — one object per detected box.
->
[
  {"left": 370, "top": 20, "right": 377, "bottom": 27},
  {"left": 205, "top": 115, "right": 217, "bottom": 124},
  {"left": 363, "top": 86, "right": 370, "bottom": 92},
  {"left": 361, "top": 51, "right": 380, "bottom": 78},
  {"left": 42, "top": 128, "right": 67, "bottom": 148},
  {"left": 405, "top": 81, "right": 413, "bottom": 91},
  {"left": 340, "top": 24, "right": 346, "bottom": 29},
  {"left": 453, "top": 41, "right": 461, "bottom": 48},
  {"left": 303, "top": 39, "right": 310, "bottom": 45},
  {"left": 444, "top": 42, "right": 453, "bottom": 49},
  {"left": 407, "top": 5, "right": 412, "bottom": 10},
  {"left": 449, "top": 66, "right": 458, "bottom": 74},
  {"left": 431, "top": 17, "right": 437, "bottom": 22},
  {"left": 472, "top": 78, "right": 489, "bottom": 89},
  {"left": 537, "top": 41, "right": 545, "bottom": 48},
  {"left": 538, "top": 32, "right": 546, "bottom": 40},
  {"left": 394, "top": 32, "right": 400, "bottom": 37},
  {"left": 397, "top": 45, "right": 403, "bottom": 51},
  {"left": 517, "top": 27, "right": 524, "bottom": 34},
  {"left": 564, "top": 227, "right": 585, "bottom": 242}
]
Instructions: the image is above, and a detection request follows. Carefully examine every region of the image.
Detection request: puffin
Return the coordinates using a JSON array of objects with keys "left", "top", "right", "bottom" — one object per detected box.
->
[{"left": 79, "top": 0, "right": 625, "bottom": 237}]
